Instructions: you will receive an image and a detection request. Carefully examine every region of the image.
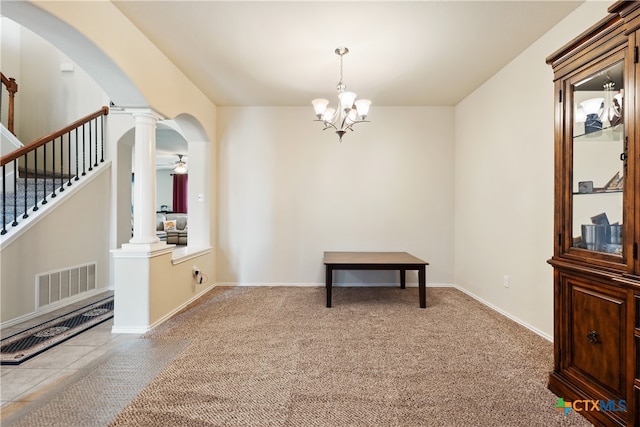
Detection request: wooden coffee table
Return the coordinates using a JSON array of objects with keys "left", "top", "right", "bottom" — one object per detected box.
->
[{"left": 324, "top": 251, "right": 429, "bottom": 308}]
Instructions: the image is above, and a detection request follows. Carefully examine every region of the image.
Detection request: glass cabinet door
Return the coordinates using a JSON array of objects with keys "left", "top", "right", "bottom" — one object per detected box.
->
[{"left": 570, "top": 59, "right": 625, "bottom": 257}]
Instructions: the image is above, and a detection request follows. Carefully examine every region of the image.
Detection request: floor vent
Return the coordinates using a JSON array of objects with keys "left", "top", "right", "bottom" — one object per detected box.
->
[{"left": 37, "top": 262, "right": 97, "bottom": 309}]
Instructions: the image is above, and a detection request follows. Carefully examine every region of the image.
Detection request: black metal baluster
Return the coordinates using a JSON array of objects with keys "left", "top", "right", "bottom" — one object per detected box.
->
[
  {"left": 51, "top": 138, "right": 57, "bottom": 198},
  {"left": 11, "top": 159, "right": 18, "bottom": 225},
  {"left": 75, "top": 127, "right": 79, "bottom": 181},
  {"left": 94, "top": 118, "right": 99, "bottom": 167},
  {"left": 59, "top": 136, "right": 65, "bottom": 193},
  {"left": 22, "top": 153, "right": 28, "bottom": 219},
  {"left": 100, "top": 114, "right": 105, "bottom": 163},
  {"left": 1, "top": 164, "right": 6, "bottom": 235},
  {"left": 82, "top": 123, "right": 87, "bottom": 176},
  {"left": 33, "top": 148, "right": 39, "bottom": 212},
  {"left": 67, "top": 131, "right": 72, "bottom": 187},
  {"left": 88, "top": 120, "right": 93, "bottom": 172},
  {"left": 42, "top": 144, "right": 48, "bottom": 205}
]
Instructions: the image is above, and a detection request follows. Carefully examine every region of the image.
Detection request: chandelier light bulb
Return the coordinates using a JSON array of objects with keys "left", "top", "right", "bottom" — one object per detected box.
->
[
  {"left": 312, "top": 98, "right": 329, "bottom": 118},
  {"left": 354, "top": 99, "right": 371, "bottom": 119}
]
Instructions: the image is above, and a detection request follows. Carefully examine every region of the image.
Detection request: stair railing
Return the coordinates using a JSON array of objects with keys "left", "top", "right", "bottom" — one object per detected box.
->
[
  {"left": 0, "top": 106, "right": 109, "bottom": 235},
  {"left": 1, "top": 72, "right": 18, "bottom": 135}
]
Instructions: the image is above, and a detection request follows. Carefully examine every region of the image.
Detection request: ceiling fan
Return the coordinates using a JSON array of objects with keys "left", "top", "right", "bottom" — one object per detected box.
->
[{"left": 173, "top": 154, "right": 188, "bottom": 174}]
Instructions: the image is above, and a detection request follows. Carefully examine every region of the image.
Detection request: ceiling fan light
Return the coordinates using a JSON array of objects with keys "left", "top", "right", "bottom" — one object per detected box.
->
[{"left": 173, "top": 162, "right": 187, "bottom": 174}]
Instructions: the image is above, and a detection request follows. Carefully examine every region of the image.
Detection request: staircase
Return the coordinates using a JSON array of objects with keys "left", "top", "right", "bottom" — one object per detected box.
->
[{"left": 1, "top": 106, "right": 109, "bottom": 235}]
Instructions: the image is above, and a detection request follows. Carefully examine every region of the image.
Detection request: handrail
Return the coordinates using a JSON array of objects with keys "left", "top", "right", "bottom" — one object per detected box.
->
[
  {"left": 1, "top": 72, "right": 19, "bottom": 135},
  {"left": 1, "top": 106, "right": 109, "bottom": 235},
  {"left": 0, "top": 106, "right": 109, "bottom": 167}
]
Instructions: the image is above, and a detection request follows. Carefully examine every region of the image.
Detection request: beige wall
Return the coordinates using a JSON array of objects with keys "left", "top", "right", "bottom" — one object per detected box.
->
[
  {"left": 217, "top": 106, "right": 455, "bottom": 286},
  {"left": 0, "top": 167, "right": 111, "bottom": 322},
  {"left": 453, "top": 1, "right": 609, "bottom": 338}
]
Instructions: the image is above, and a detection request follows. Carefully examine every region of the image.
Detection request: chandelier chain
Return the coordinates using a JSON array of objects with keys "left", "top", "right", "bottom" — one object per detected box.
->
[{"left": 337, "top": 51, "right": 345, "bottom": 92}]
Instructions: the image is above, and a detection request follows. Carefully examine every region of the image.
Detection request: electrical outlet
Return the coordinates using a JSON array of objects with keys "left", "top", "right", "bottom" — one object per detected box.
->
[
  {"left": 193, "top": 266, "right": 204, "bottom": 284},
  {"left": 503, "top": 275, "right": 510, "bottom": 288}
]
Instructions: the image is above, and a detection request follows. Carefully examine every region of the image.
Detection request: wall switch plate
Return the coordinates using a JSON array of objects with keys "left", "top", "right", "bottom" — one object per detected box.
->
[{"left": 503, "top": 275, "right": 510, "bottom": 288}]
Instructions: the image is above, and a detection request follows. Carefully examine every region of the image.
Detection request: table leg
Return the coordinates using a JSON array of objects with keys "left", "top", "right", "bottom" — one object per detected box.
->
[
  {"left": 400, "top": 269, "right": 406, "bottom": 289},
  {"left": 326, "top": 265, "right": 332, "bottom": 308},
  {"left": 418, "top": 266, "right": 426, "bottom": 308}
]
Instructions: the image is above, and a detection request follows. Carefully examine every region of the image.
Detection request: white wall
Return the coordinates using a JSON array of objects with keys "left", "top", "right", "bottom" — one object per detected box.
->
[
  {"left": 11, "top": 22, "right": 108, "bottom": 144},
  {"left": 1, "top": 17, "right": 22, "bottom": 133},
  {"left": 453, "top": 1, "right": 609, "bottom": 338},
  {"left": 217, "top": 106, "right": 454, "bottom": 286},
  {"left": 156, "top": 169, "right": 173, "bottom": 211}
]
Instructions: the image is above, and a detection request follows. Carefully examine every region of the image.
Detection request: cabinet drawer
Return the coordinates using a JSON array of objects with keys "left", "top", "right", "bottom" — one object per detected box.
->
[{"left": 570, "top": 282, "right": 626, "bottom": 395}]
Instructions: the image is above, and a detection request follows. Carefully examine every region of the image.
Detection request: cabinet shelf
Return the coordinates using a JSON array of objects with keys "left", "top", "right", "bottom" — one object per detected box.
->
[
  {"left": 572, "top": 189, "right": 623, "bottom": 195},
  {"left": 574, "top": 124, "right": 624, "bottom": 141}
]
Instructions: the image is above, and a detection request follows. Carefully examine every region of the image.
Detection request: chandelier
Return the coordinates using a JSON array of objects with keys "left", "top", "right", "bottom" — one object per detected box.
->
[{"left": 311, "top": 47, "right": 371, "bottom": 142}]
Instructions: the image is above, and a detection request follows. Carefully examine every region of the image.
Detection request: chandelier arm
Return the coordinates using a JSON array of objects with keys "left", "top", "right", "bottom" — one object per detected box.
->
[
  {"left": 343, "top": 119, "right": 371, "bottom": 132},
  {"left": 314, "top": 119, "right": 338, "bottom": 131}
]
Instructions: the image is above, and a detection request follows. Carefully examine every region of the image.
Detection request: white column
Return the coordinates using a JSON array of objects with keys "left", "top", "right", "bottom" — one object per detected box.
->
[{"left": 122, "top": 108, "right": 166, "bottom": 252}]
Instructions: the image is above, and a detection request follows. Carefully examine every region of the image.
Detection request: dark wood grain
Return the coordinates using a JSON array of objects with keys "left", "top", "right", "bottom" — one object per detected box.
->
[{"left": 324, "top": 251, "right": 428, "bottom": 309}]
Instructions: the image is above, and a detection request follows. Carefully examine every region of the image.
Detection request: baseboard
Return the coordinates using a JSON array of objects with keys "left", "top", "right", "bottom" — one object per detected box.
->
[
  {"left": 152, "top": 281, "right": 551, "bottom": 343},
  {"left": 110, "top": 325, "right": 150, "bottom": 334},
  {"left": 453, "top": 285, "right": 553, "bottom": 342},
  {"left": 148, "top": 282, "right": 217, "bottom": 329},
  {"left": 0, "top": 288, "right": 111, "bottom": 329},
  {"left": 214, "top": 282, "right": 454, "bottom": 288}
]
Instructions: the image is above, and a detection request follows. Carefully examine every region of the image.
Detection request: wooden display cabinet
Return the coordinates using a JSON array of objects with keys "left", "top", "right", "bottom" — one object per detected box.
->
[{"left": 546, "top": 2, "right": 640, "bottom": 425}]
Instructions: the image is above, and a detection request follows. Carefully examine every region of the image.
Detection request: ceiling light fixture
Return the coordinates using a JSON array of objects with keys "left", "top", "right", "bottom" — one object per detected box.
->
[
  {"left": 311, "top": 47, "right": 371, "bottom": 142},
  {"left": 173, "top": 154, "right": 188, "bottom": 174}
]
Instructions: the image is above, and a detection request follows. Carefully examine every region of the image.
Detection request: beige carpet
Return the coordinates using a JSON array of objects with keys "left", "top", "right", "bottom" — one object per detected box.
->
[{"left": 105, "top": 286, "right": 590, "bottom": 426}]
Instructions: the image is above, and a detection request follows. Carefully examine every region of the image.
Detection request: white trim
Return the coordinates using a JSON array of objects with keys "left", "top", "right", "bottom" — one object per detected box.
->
[
  {"left": 214, "top": 282, "right": 453, "bottom": 288},
  {"left": 453, "top": 285, "right": 553, "bottom": 342},
  {"left": 1, "top": 122, "right": 23, "bottom": 150},
  {"left": 147, "top": 283, "right": 216, "bottom": 329},
  {"left": 111, "top": 282, "right": 218, "bottom": 334},
  {"left": 110, "top": 325, "right": 149, "bottom": 334},
  {"left": 0, "top": 287, "right": 108, "bottom": 329},
  {"left": 171, "top": 246, "right": 212, "bottom": 265},
  {"left": 122, "top": 281, "right": 551, "bottom": 344}
]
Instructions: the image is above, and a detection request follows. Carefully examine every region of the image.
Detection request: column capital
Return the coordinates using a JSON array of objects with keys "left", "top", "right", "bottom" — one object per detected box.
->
[{"left": 120, "top": 107, "right": 165, "bottom": 121}]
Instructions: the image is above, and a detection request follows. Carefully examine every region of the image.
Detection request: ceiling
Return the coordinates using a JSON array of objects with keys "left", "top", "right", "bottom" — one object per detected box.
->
[{"left": 113, "top": 0, "right": 584, "bottom": 108}]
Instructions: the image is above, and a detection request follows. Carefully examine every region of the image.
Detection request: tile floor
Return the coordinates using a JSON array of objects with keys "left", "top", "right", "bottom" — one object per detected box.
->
[{"left": 0, "top": 293, "right": 142, "bottom": 420}]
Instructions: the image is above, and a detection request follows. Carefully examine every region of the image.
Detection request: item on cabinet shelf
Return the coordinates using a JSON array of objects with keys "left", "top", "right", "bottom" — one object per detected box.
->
[
  {"left": 609, "top": 223, "right": 622, "bottom": 244},
  {"left": 580, "top": 98, "right": 604, "bottom": 134},
  {"left": 590, "top": 212, "right": 610, "bottom": 225},
  {"left": 610, "top": 92, "right": 624, "bottom": 126},
  {"left": 581, "top": 224, "right": 607, "bottom": 251},
  {"left": 604, "top": 171, "right": 623, "bottom": 190},
  {"left": 578, "top": 181, "right": 594, "bottom": 193}
]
